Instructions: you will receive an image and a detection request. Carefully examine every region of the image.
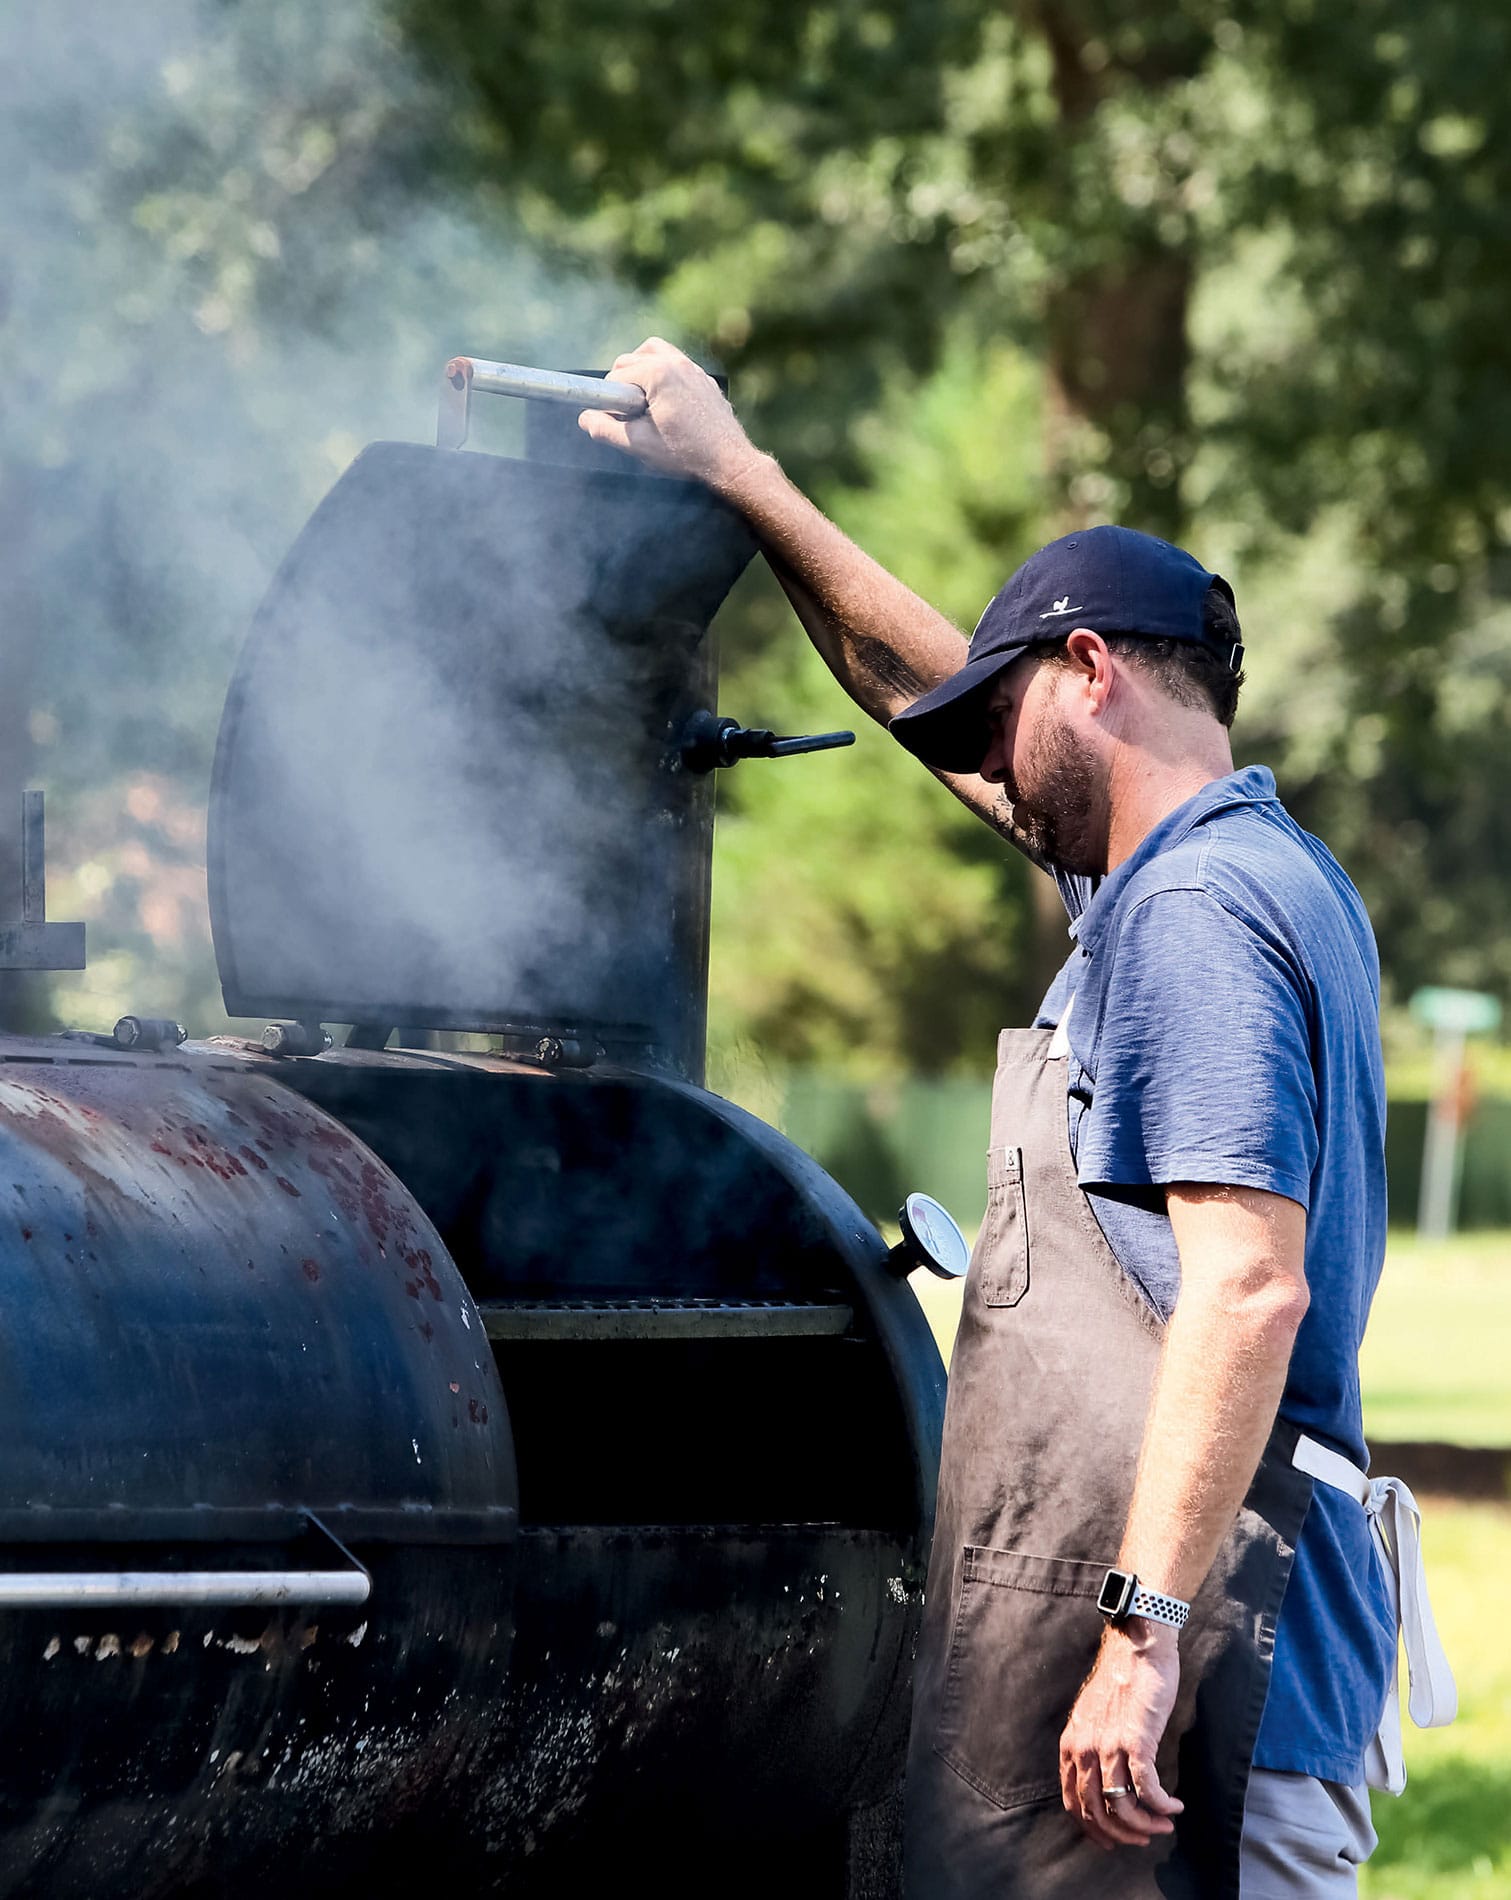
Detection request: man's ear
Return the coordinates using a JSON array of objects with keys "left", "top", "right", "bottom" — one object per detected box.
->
[{"left": 1064, "top": 629, "right": 1114, "bottom": 708}]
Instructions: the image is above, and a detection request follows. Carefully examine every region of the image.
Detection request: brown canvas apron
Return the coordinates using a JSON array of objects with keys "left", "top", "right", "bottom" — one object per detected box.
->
[{"left": 903, "top": 1024, "right": 1315, "bottom": 1899}]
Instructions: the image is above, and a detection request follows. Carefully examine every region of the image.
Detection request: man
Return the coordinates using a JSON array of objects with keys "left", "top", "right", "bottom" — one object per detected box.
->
[{"left": 579, "top": 340, "right": 1453, "bottom": 1897}]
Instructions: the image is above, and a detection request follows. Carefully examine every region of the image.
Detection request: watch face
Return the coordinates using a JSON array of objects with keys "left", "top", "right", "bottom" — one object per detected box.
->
[{"left": 1098, "top": 1569, "right": 1135, "bottom": 1619}]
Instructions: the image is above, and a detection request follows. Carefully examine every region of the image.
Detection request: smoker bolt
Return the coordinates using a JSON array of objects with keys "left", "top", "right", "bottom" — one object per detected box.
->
[
  {"left": 113, "top": 1017, "right": 188, "bottom": 1053},
  {"left": 261, "top": 1022, "right": 332, "bottom": 1059},
  {"left": 532, "top": 1036, "right": 598, "bottom": 1070}
]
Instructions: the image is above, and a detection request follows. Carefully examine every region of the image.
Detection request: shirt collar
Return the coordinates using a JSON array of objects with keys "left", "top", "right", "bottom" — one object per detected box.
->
[{"left": 1068, "top": 765, "right": 1278, "bottom": 957}]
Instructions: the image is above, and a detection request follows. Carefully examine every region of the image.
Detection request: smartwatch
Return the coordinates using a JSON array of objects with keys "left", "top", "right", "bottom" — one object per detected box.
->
[{"left": 1097, "top": 1568, "right": 1190, "bottom": 1631}]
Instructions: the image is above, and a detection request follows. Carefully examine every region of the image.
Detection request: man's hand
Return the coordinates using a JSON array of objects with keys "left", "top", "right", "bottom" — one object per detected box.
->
[
  {"left": 1059, "top": 1621, "right": 1184, "bottom": 1851},
  {"left": 577, "top": 337, "right": 767, "bottom": 495}
]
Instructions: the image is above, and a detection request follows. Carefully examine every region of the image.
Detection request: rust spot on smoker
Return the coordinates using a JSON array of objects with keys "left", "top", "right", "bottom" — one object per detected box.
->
[
  {"left": 129, "top": 1633, "right": 154, "bottom": 1659},
  {"left": 182, "top": 1126, "right": 248, "bottom": 1181},
  {"left": 360, "top": 1161, "right": 392, "bottom": 1247},
  {"left": 275, "top": 1177, "right": 301, "bottom": 1198},
  {"left": 399, "top": 1242, "right": 443, "bottom": 1302},
  {"left": 146, "top": 1116, "right": 252, "bottom": 1182},
  {"left": 238, "top": 1145, "right": 268, "bottom": 1171},
  {"left": 301, "top": 1258, "right": 321, "bottom": 1283},
  {"left": 468, "top": 1397, "right": 489, "bottom": 1425}
]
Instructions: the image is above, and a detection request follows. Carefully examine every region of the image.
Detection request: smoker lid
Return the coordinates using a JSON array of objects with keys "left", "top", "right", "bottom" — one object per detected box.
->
[{"left": 208, "top": 441, "right": 755, "bottom": 1046}]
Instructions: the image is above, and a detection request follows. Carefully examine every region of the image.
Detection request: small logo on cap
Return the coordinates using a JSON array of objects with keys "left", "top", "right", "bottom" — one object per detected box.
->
[{"left": 1040, "top": 596, "right": 1082, "bottom": 619}]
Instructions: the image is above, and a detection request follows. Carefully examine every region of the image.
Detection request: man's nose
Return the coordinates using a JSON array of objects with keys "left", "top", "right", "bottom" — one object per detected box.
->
[{"left": 979, "top": 733, "right": 1009, "bottom": 784}]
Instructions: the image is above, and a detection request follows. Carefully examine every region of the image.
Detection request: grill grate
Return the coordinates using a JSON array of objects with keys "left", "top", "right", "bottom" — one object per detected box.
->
[{"left": 477, "top": 1297, "right": 855, "bottom": 1342}]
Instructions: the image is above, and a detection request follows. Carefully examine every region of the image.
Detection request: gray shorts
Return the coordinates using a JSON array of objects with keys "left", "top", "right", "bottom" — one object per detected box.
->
[{"left": 1239, "top": 1769, "right": 1378, "bottom": 1897}]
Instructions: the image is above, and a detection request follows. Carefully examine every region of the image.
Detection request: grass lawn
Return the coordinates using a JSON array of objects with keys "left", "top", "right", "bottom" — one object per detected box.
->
[
  {"left": 908, "top": 1227, "right": 1511, "bottom": 1448},
  {"left": 1360, "top": 1502, "right": 1509, "bottom": 1899},
  {"left": 1359, "top": 1231, "right": 1511, "bottom": 1448}
]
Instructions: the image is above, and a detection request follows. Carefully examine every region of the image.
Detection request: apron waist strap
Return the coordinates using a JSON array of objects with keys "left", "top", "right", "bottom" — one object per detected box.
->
[{"left": 1292, "top": 1432, "right": 1458, "bottom": 1794}]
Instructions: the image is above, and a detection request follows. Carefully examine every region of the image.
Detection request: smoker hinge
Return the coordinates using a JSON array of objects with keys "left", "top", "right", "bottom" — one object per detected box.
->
[{"left": 0, "top": 792, "right": 85, "bottom": 972}]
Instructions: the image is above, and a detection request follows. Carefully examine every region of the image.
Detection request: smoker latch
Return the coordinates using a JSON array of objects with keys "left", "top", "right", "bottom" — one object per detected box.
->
[{"left": 678, "top": 711, "right": 856, "bottom": 774}]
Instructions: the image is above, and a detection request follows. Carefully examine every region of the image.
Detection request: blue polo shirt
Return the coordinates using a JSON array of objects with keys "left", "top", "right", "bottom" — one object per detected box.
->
[{"left": 1037, "top": 765, "right": 1396, "bottom": 1782}]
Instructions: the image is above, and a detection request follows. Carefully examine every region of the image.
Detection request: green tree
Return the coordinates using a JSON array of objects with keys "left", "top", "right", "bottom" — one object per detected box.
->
[{"left": 402, "top": 0, "right": 1511, "bottom": 1036}]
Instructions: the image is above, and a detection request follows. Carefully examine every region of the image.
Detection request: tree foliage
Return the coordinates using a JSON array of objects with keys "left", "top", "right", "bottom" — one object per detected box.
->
[
  {"left": 5, "top": 0, "right": 1511, "bottom": 1068},
  {"left": 403, "top": 0, "right": 1511, "bottom": 1035}
]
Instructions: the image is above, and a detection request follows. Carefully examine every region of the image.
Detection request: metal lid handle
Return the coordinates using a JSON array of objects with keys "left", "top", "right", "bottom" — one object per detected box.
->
[{"left": 439, "top": 355, "right": 648, "bottom": 450}]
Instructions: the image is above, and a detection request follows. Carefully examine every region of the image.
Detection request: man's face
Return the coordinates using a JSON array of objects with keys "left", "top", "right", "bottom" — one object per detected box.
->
[{"left": 980, "top": 650, "right": 1111, "bottom": 875}]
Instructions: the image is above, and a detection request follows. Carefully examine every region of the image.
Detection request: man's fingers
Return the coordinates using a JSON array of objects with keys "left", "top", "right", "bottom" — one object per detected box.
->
[
  {"left": 1087, "top": 1769, "right": 1155, "bottom": 1849},
  {"left": 577, "top": 410, "right": 631, "bottom": 451},
  {"left": 608, "top": 337, "right": 686, "bottom": 385},
  {"left": 1059, "top": 1744, "right": 1076, "bottom": 1815},
  {"left": 607, "top": 350, "right": 653, "bottom": 384},
  {"left": 1129, "top": 1752, "right": 1184, "bottom": 1818},
  {"left": 1067, "top": 1751, "right": 1139, "bottom": 1850},
  {"left": 1100, "top": 1751, "right": 1175, "bottom": 1844}
]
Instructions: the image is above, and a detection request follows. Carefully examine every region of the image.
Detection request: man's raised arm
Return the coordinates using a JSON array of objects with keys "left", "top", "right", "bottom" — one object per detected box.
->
[{"left": 578, "top": 338, "right": 1019, "bottom": 841}]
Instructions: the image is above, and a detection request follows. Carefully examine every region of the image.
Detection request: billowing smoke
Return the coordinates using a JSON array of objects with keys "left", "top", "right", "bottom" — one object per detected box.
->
[{"left": 0, "top": 0, "right": 729, "bottom": 1055}]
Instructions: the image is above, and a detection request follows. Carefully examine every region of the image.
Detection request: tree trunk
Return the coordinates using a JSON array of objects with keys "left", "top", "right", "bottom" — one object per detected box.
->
[{"left": 1031, "top": 2, "right": 1197, "bottom": 541}]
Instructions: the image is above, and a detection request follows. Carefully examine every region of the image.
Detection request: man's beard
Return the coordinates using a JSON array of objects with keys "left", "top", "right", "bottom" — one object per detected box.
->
[{"left": 1006, "top": 709, "right": 1108, "bottom": 876}]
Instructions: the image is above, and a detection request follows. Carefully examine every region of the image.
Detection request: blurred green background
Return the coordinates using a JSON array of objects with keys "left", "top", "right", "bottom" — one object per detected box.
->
[
  {"left": 2, "top": 4, "right": 1508, "bottom": 1891},
  {"left": 7, "top": 0, "right": 1511, "bottom": 1083}
]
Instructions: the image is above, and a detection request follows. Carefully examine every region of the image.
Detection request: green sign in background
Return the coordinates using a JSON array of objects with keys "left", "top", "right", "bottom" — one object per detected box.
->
[{"left": 1410, "top": 987, "right": 1503, "bottom": 1036}]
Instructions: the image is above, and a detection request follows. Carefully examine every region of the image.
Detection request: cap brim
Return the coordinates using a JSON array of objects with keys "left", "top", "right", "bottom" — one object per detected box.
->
[{"left": 887, "top": 648, "right": 1023, "bottom": 773}]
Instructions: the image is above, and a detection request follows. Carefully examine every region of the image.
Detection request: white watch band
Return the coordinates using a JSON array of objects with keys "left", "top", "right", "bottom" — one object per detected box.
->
[{"left": 1129, "top": 1582, "right": 1190, "bottom": 1629}]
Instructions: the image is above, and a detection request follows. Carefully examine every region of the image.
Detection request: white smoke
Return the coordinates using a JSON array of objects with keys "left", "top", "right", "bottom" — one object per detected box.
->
[{"left": 0, "top": 0, "right": 718, "bottom": 1048}]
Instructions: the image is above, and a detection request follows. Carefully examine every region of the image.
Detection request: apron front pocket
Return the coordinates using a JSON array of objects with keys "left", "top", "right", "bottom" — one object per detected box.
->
[
  {"left": 933, "top": 1545, "right": 1106, "bottom": 1811},
  {"left": 974, "top": 1145, "right": 1029, "bottom": 1306}
]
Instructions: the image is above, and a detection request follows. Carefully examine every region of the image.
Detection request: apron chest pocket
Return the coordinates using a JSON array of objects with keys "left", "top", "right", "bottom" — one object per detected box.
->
[
  {"left": 933, "top": 1546, "right": 1106, "bottom": 1811},
  {"left": 975, "top": 1145, "right": 1029, "bottom": 1306}
]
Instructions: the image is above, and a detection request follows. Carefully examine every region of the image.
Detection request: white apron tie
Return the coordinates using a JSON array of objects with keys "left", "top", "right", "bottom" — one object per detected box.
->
[{"left": 1292, "top": 1432, "right": 1458, "bottom": 1794}]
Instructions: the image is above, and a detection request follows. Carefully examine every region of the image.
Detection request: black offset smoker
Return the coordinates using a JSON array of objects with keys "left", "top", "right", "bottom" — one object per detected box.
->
[{"left": 0, "top": 362, "right": 955, "bottom": 1898}]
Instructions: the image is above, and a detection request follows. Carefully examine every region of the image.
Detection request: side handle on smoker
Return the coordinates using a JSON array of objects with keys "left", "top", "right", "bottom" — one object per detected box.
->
[
  {"left": 438, "top": 355, "right": 648, "bottom": 450},
  {"left": 678, "top": 711, "right": 855, "bottom": 774},
  {"left": 0, "top": 1514, "right": 371, "bottom": 1609}
]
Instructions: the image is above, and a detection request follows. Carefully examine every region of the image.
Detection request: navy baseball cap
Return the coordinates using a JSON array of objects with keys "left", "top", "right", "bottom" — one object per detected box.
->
[{"left": 888, "top": 525, "right": 1240, "bottom": 773}]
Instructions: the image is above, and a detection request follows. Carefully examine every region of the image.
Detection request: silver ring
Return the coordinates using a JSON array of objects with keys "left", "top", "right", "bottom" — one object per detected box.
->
[{"left": 1103, "top": 1786, "right": 1134, "bottom": 1800}]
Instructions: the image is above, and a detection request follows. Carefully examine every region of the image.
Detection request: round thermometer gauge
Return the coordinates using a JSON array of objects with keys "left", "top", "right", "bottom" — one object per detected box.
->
[{"left": 899, "top": 1191, "right": 970, "bottom": 1280}]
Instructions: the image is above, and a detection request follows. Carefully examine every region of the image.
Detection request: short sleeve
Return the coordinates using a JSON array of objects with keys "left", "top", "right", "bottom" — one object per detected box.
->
[{"left": 1075, "top": 887, "right": 1318, "bottom": 1209}]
